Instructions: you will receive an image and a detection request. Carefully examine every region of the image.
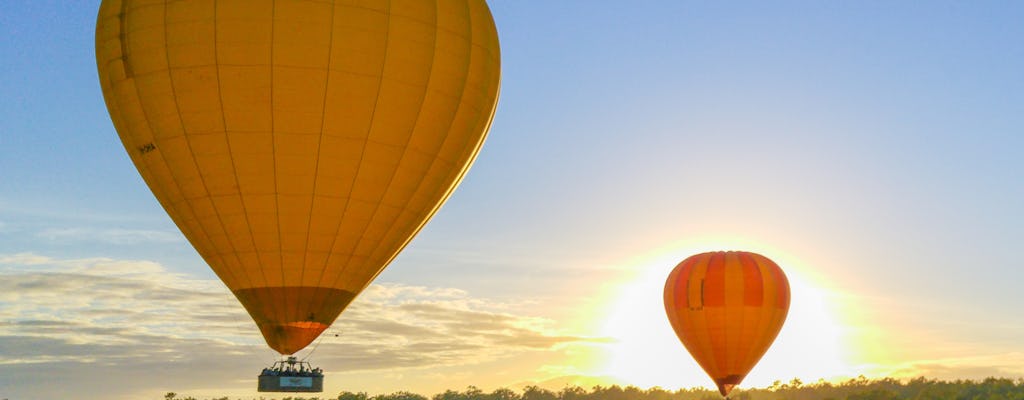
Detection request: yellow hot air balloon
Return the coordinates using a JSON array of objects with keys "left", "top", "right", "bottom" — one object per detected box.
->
[
  {"left": 664, "top": 251, "right": 790, "bottom": 398},
  {"left": 95, "top": 0, "right": 500, "bottom": 356}
]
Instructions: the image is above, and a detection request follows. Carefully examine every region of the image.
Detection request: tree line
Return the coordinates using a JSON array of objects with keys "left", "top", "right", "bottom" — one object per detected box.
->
[{"left": 165, "top": 376, "right": 1024, "bottom": 400}]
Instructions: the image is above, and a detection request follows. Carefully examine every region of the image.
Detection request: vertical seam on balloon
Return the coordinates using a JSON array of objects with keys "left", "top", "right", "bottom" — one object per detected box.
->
[
  {"left": 704, "top": 255, "right": 722, "bottom": 378},
  {"left": 117, "top": 5, "right": 190, "bottom": 274},
  {"left": 300, "top": 0, "right": 337, "bottom": 328},
  {"left": 739, "top": 256, "right": 767, "bottom": 375},
  {"left": 694, "top": 254, "right": 720, "bottom": 378},
  {"left": 737, "top": 253, "right": 770, "bottom": 376},
  {"left": 469, "top": 0, "right": 502, "bottom": 154},
  {"left": 350, "top": 0, "right": 483, "bottom": 293},
  {"left": 733, "top": 252, "right": 760, "bottom": 375},
  {"left": 413, "top": 0, "right": 497, "bottom": 232},
  {"left": 318, "top": 0, "right": 393, "bottom": 302},
  {"left": 710, "top": 253, "right": 727, "bottom": 377},
  {"left": 340, "top": 0, "right": 443, "bottom": 295},
  {"left": 113, "top": 3, "right": 191, "bottom": 268},
  {"left": 715, "top": 252, "right": 731, "bottom": 378},
  {"left": 729, "top": 252, "right": 742, "bottom": 376},
  {"left": 446, "top": 0, "right": 503, "bottom": 201},
  {"left": 743, "top": 255, "right": 774, "bottom": 373},
  {"left": 262, "top": 4, "right": 286, "bottom": 352},
  {"left": 736, "top": 252, "right": 752, "bottom": 377},
  {"left": 269, "top": 0, "right": 289, "bottom": 336},
  {"left": 157, "top": 1, "right": 236, "bottom": 301},
  {"left": 719, "top": 253, "right": 730, "bottom": 377},
  {"left": 119, "top": 0, "right": 133, "bottom": 78},
  {"left": 211, "top": 0, "right": 259, "bottom": 293}
]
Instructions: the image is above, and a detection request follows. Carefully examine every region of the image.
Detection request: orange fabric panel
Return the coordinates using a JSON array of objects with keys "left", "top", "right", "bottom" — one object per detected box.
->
[
  {"left": 96, "top": 0, "right": 501, "bottom": 355},
  {"left": 234, "top": 287, "right": 356, "bottom": 355},
  {"left": 739, "top": 252, "right": 763, "bottom": 307},
  {"left": 664, "top": 251, "right": 790, "bottom": 397},
  {"left": 703, "top": 252, "right": 726, "bottom": 307}
]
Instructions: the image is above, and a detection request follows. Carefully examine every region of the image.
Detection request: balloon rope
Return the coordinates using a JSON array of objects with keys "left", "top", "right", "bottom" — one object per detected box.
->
[{"left": 300, "top": 327, "right": 335, "bottom": 362}]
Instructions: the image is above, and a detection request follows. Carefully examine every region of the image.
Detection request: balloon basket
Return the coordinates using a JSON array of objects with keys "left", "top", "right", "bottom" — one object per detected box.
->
[{"left": 257, "top": 356, "right": 324, "bottom": 393}]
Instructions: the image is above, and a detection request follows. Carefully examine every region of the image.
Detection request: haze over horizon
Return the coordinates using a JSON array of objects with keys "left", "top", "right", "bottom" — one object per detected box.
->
[{"left": 3, "top": 1, "right": 1024, "bottom": 400}]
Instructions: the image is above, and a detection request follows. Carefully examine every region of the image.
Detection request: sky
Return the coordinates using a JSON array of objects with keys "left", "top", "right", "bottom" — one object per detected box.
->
[{"left": 2, "top": 1, "right": 1024, "bottom": 399}]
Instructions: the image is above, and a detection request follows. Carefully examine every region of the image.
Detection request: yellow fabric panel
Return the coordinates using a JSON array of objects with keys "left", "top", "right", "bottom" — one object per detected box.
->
[
  {"left": 680, "top": 255, "right": 720, "bottom": 378},
  {"left": 722, "top": 252, "right": 744, "bottom": 374},
  {"left": 670, "top": 259, "right": 717, "bottom": 392},
  {"left": 741, "top": 256, "right": 790, "bottom": 373},
  {"left": 735, "top": 255, "right": 769, "bottom": 379},
  {"left": 96, "top": 0, "right": 501, "bottom": 355}
]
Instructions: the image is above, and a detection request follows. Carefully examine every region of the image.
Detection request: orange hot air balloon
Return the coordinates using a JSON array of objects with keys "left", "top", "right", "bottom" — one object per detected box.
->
[
  {"left": 95, "top": 0, "right": 500, "bottom": 356},
  {"left": 664, "top": 251, "right": 790, "bottom": 397}
]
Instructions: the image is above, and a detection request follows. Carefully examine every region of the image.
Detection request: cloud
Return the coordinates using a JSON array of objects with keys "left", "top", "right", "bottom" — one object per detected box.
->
[
  {"left": 34, "top": 227, "right": 184, "bottom": 245},
  {"left": 0, "top": 253, "right": 601, "bottom": 400},
  {"left": 0, "top": 252, "right": 52, "bottom": 266},
  {"left": 868, "top": 353, "right": 1024, "bottom": 381}
]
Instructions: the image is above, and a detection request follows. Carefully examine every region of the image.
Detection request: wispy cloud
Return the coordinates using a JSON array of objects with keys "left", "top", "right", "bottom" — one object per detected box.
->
[
  {"left": 0, "top": 253, "right": 601, "bottom": 400},
  {"left": 34, "top": 227, "right": 184, "bottom": 244},
  {"left": 861, "top": 353, "right": 1024, "bottom": 382},
  {"left": 319, "top": 284, "right": 602, "bottom": 371}
]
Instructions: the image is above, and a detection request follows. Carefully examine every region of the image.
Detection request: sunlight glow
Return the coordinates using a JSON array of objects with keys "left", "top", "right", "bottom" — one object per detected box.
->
[{"left": 592, "top": 239, "right": 864, "bottom": 390}]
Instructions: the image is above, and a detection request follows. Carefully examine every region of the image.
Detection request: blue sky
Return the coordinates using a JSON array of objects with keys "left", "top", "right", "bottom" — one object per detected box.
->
[{"left": 3, "top": 1, "right": 1024, "bottom": 400}]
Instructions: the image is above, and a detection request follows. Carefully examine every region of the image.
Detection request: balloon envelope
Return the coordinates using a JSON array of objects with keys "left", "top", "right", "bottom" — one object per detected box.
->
[
  {"left": 96, "top": 0, "right": 500, "bottom": 355},
  {"left": 664, "top": 251, "right": 790, "bottom": 397}
]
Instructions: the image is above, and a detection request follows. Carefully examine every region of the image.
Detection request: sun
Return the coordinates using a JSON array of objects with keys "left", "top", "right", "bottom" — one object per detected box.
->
[{"left": 591, "top": 239, "right": 862, "bottom": 390}]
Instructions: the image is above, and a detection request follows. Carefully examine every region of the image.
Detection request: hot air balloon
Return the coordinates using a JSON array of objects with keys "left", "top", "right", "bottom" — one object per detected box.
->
[
  {"left": 664, "top": 251, "right": 790, "bottom": 398},
  {"left": 95, "top": 0, "right": 500, "bottom": 390}
]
